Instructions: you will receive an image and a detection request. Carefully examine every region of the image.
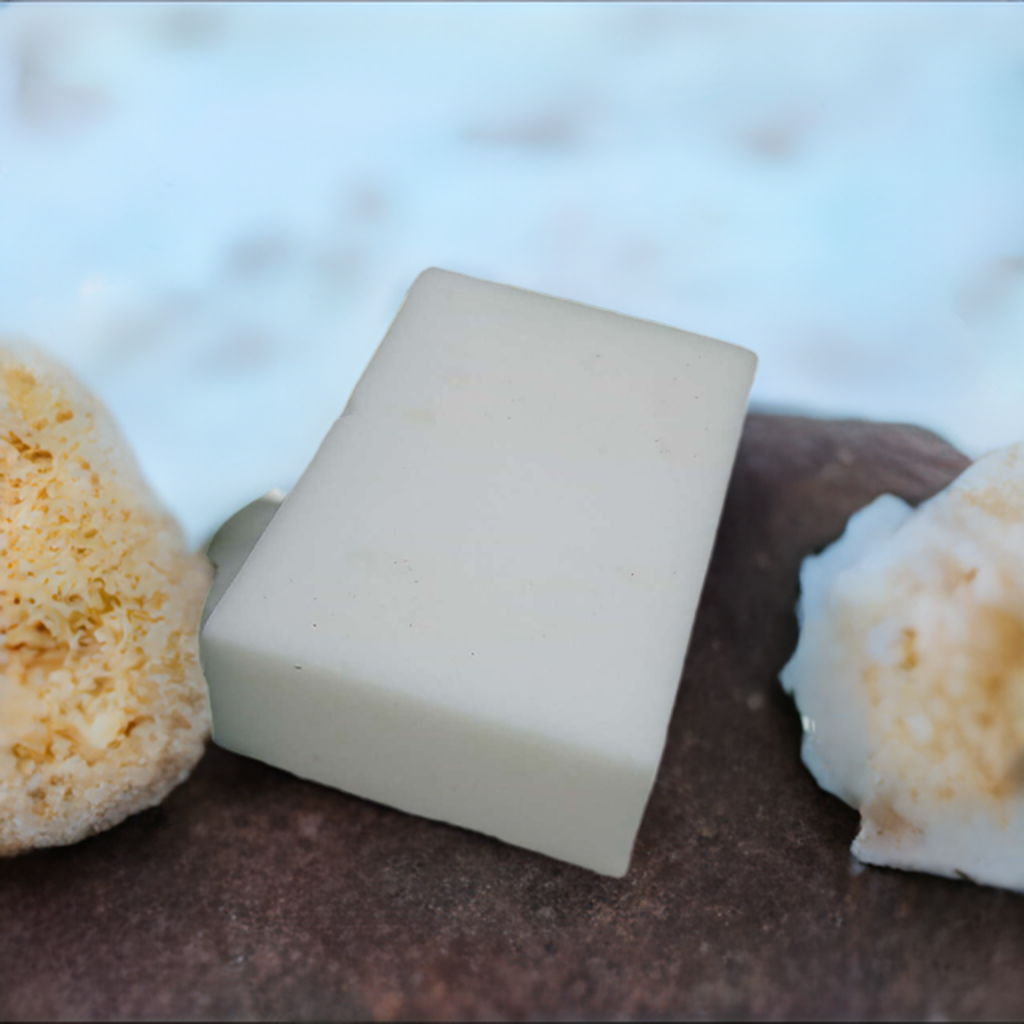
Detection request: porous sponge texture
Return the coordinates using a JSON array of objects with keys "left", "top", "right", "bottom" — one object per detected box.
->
[{"left": 0, "top": 342, "right": 211, "bottom": 855}]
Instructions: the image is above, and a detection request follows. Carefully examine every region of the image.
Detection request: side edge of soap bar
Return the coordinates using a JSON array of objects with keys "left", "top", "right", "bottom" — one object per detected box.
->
[{"left": 202, "top": 631, "right": 654, "bottom": 877}]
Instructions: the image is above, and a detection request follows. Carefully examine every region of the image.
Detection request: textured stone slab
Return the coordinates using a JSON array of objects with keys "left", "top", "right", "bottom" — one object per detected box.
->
[{"left": 5, "top": 414, "right": 1023, "bottom": 1022}]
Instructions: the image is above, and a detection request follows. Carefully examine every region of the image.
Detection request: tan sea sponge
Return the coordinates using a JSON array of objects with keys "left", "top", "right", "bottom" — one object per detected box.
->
[{"left": 0, "top": 341, "right": 211, "bottom": 854}]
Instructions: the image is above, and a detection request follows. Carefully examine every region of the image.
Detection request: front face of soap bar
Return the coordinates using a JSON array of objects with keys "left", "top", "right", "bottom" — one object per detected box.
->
[{"left": 201, "top": 269, "right": 756, "bottom": 877}]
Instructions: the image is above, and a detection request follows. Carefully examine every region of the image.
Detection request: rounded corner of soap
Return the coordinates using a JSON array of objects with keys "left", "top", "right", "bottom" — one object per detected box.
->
[
  {"left": 410, "top": 266, "right": 451, "bottom": 291},
  {"left": 734, "top": 342, "right": 759, "bottom": 378}
]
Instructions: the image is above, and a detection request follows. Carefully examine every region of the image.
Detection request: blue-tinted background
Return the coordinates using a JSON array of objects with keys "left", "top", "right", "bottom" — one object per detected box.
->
[{"left": 2, "top": 2, "right": 1022, "bottom": 545}]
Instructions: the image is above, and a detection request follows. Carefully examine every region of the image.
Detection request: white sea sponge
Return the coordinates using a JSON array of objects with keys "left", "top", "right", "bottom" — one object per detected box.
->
[
  {"left": 781, "top": 443, "right": 1024, "bottom": 891},
  {"left": 0, "top": 342, "right": 211, "bottom": 854}
]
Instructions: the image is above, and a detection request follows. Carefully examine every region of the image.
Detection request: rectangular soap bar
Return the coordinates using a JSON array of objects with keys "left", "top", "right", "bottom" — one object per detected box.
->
[{"left": 201, "top": 269, "right": 757, "bottom": 877}]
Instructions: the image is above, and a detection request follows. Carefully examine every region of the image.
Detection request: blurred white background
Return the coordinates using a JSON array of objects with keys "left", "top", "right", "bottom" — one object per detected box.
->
[{"left": 1, "top": 2, "right": 1022, "bottom": 545}]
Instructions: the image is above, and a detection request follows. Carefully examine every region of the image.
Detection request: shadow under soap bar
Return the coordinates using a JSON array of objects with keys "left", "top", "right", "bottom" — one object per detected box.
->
[{"left": 200, "top": 268, "right": 756, "bottom": 876}]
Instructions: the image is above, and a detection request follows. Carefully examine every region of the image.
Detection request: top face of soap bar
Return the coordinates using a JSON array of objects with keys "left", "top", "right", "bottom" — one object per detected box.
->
[{"left": 203, "top": 269, "right": 755, "bottom": 875}]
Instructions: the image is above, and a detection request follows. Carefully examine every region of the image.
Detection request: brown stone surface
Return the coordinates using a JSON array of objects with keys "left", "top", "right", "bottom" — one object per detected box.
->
[{"left": 3, "top": 413, "right": 1022, "bottom": 1022}]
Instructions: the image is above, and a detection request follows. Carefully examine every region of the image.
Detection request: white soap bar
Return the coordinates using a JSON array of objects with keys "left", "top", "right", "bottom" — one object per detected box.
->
[{"left": 201, "top": 269, "right": 756, "bottom": 876}]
